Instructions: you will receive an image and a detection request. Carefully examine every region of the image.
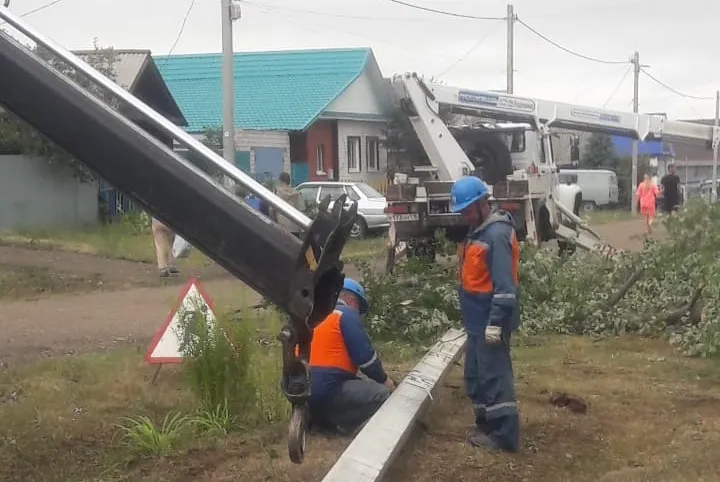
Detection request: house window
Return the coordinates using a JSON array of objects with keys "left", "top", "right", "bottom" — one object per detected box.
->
[
  {"left": 366, "top": 136, "right": 380, "bottom": 172},
  {"left": 316, "top": 144, "right": 325, "bottom": 173},
  {"left": 347, "top": 136, "right": 361, "bottom": 173}
]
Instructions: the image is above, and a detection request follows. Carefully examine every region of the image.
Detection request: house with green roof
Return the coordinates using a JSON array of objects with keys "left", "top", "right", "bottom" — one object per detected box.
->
[{"left": 154, "top": 47, "right": 393, "bottom": 186}]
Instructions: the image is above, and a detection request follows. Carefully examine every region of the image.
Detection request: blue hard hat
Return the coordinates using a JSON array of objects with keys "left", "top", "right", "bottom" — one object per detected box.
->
[
  {"left": 342, "top": 278, "right": 369, "bottom": 314},
  {"left": 450, "top": 176, "right": 490, "bottom": 213}
]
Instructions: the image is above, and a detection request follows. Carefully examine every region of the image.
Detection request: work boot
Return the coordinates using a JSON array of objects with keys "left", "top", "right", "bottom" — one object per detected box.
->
[
  {"left": 159, "top": 268, "right": 170, "bottom": 278},
  {"left": 467, "top": 426, "right": 500, "bottom": 452}
]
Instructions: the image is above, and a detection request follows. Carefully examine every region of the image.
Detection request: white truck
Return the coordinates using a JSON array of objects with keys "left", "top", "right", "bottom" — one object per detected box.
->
[
  {"left": 559, "top": 169, "right": 620, "bottom": 211},
  {"left": 385, "top": 72, "right": 718, "bottom": 259}
]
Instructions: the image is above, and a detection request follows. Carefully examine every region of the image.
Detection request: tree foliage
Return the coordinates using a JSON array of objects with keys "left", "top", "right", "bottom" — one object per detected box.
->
[
  {"left": 0, "top": 38, "right": 118, "bottom": 182},
  {"left": 361, "top": 200, "right": 720, "bottom": 357}
]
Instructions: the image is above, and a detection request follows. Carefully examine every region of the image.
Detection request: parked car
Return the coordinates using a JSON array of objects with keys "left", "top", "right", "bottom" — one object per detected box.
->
[
  {"left": 559, "top": 169, "right": 619, "bottom": 211},
  {"left": 295, "top": 181, "right": 389, "bottom": 238}
]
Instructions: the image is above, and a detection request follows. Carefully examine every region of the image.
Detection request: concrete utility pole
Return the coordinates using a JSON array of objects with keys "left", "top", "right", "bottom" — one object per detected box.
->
[
  {"left": 506, "top": 3, "right": 515, "bottom": 94},
  {"left": 630, "top": 51, "right": 640, "bottom": 214},
  {"left": 712, "top": 90, "right": 719, "bottom": 202},
  {"left": 221, "top": 0, "right": 241, "bottom": 177}
]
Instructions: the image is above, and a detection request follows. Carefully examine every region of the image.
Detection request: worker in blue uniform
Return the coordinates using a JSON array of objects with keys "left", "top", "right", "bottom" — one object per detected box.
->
[
  {"left": 450, "top": 176, "right": 521, "bottom": 453},
  {"left": 307, "top": 278, "right": 395, "bottom": 435}
]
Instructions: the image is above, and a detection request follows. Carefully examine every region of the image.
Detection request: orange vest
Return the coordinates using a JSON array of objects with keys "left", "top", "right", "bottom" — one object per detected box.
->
[
  {"left": 308, "top": 309, "right": 357, "bottom": 374},
  {"left": 457, "top": 232, "right": 519, "bottom": 295}
]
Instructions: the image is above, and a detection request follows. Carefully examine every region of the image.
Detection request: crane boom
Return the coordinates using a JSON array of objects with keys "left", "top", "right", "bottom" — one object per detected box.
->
[{"left": 0, "top": 6, "right": 355, "bottom": 464}]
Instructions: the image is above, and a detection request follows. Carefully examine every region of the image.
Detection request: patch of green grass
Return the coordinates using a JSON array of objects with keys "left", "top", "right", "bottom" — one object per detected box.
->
[
  {"left": 583, "top": 208, "right": 635, "bottom": 225},
  {"left": 0, "top": 223, "right": 212, "bottom": 267},
  {"left": 0, "top": 264, "right": 102, "bottom": 300},
  {"left": 342, "top": 236, "right": 386, "bottom": 261}
]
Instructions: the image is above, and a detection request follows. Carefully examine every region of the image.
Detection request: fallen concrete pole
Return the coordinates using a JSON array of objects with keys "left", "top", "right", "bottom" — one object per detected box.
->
[{"left": 321, "top": 328, "right": 467, "bottom": 482}]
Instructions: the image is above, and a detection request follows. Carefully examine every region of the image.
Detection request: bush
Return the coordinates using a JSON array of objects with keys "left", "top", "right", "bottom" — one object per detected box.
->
[{"left": 361, "top": 200, "right": 720, "bottom": 357}]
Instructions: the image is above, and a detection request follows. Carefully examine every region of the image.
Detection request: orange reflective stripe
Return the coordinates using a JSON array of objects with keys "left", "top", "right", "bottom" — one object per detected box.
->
[
  {"left": 460, "top": 240, "right": 493, "bottom": 294},
  {"left": 308, "top": 310, "right": 357, "bottom": 374},
  {"left": 511, "top": 231, "right": 520, "bottom": 285}
]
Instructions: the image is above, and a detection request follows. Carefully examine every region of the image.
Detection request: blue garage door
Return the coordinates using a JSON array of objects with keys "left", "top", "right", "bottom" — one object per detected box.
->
[{"left": 254, "top": 147, "right": 284, "bottom": 183}]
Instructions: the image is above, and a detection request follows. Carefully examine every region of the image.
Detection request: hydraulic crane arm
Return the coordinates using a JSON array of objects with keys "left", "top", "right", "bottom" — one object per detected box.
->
[
  {"left": 415, "top": 73, "right": 719, "bottom": 147},
  {"left": 393, "top": 72, "right": 719, "bottom": 181},
  {"left": 0, "top": 7, "right": 354, "bottom": 464}
]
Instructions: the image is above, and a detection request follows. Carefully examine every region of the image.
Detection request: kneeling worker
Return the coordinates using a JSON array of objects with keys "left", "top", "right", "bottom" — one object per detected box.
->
[
  {"left": 308, "top": 278, "right": 395, "bottom": 435},
  {"left": 451, "top": 176, "right": 521, "bottom": 453}
]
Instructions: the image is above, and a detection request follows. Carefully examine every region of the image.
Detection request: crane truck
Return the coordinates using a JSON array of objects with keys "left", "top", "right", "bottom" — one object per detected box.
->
[
  {"left": 385, "top": 73, "right": 719, "bottom": 260},
  {"left": 0, "top": 7, "right": 352, "bottom": 465}
]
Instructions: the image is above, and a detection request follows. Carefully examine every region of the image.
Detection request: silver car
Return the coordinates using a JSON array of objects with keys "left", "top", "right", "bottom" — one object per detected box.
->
[{"left": 295, "top": 181, "right": 389, "bottom": 238}]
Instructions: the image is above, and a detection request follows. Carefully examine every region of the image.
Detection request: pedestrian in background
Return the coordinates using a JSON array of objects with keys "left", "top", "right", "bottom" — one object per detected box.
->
[
  {"left": 636, "top": 173, "right": 659, "bottom": 235},
  {"left": 151, "top": 217, "right": 178, "bottom": 278},
  {"left": 271, "top": 172, "right": 304, "bottom": 236},
  {"left": 660, "top": 164, "right": 681, "bottom": 215}
]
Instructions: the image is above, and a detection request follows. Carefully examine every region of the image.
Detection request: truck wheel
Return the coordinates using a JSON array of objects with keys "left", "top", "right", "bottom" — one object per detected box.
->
[
  {"left": 467, "top": 135, "right": 513, "bottom": 185},
  {"left": 581, "top": 201, "right": 596, "bottom": 213},
  {"left": 407, "top": 239, "right": 436, "bottom": 264},
  {"left": 350, "top": 218, "right": 367, "bottom": 239}
]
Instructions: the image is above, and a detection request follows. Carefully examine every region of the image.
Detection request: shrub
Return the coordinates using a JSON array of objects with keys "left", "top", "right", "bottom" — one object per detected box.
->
[{"left": 361, "top": 199, "right": 720, "bottom": 357}]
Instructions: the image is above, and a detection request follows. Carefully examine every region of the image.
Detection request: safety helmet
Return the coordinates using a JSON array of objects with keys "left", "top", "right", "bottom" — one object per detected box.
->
[
  {"left": 450, "top": 176, "right": 490, "bottom": 213},
  {"left": 342, "top": 278, "right": 369, "bottom": 315}
]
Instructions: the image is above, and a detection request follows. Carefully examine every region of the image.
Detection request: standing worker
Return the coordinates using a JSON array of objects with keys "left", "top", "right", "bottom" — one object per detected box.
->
[
  {"left": 151, "top": 217, "right": 179, "bottom": 278},
  {"left": 307, "top": 278, "right": 395, "bottom": 436},
  {"left": 450, "top": 176, "right": 521, "bottom": 453},
  {"left": 271, "top": 172, "right": 305, "bottom": 236},
  {"left": 660, "top": 164, "right": 681, "bottom": 215}
]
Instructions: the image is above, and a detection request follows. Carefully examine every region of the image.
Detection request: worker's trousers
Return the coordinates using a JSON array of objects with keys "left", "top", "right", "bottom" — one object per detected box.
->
[
  {"left": 151, "top": 218, "right": 176, "bottom": 270},
  {"left": 464, "top": 333, "right": 520, "bottom": 452},
  {"left": 312, "top": 378, "right": 390, "bottom": 434}
]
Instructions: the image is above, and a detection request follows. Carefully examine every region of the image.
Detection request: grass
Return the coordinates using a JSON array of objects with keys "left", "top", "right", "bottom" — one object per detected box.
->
[
  {"left": 0, "top": 306, "right": 416, "bottom": 482},
  {"left": 0, "top": 224, "right": 386, "bottom": 265},
  {"left": 583, "top": 208, "right": 635, "bottom": 225},
  {"left": 0, "top": 264, "right": 103, "bottom": 300},
  {"left": 388, "top": 335, "right": 720, "bottom": 482}
]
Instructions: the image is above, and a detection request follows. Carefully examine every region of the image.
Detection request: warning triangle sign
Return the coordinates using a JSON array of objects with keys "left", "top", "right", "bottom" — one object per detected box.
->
[{"left": 145, "top": 277, "right": 217, "bottom": 364}]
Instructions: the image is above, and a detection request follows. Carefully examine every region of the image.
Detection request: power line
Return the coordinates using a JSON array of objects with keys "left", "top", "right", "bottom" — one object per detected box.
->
[
  {"left": 384, "top": 0, "right": 504, "bottom": 20},
  {"left": 517, "top": 18, "right": 627, "bottom": 65},
  {"left": 242, "top": 0, "right": 442, "bottom": 22},
  {"left": 640, "top": 68, "right": 713, "bottom": 101},
  {"left": 434, "top": 22, "right": 503, "bottom": 78},
  {"left": 20, "top": 0, "right": 66, "bottom": 17},
  {"left": 602, "top": 65, "right": 632, "bottom": 108},
  {"left": 165, "top": 0, "right": 198, "bottom": 57}
]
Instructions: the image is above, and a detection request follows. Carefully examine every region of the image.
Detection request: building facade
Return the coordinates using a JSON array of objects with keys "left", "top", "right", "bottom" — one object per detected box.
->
[{"left": 155, "top": 48, "right": 392, "bottom": 187}]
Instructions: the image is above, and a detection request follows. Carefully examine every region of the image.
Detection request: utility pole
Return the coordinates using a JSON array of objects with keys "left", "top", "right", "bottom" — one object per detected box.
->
[
  {"left": 712, "top": 90, "right": 719, "bottom": 202},
  {"left": 630, "top": 51, "right": 640, "bottom": 214},
  {"left": 506, "top": 3, "right": 514, "bottom": 94},
  {"left": 221, "top": 0, "right": 241, "bottom": 189}
]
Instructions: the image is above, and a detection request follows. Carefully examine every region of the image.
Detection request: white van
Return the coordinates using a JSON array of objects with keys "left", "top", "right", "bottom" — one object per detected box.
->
[{"left": 559, "top": 169, "right": 619, "bottom": 211}]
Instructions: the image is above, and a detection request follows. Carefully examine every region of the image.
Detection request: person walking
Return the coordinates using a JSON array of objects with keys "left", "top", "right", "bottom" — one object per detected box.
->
[
  {"left": 151, "top": 217, "right": 178, "bottom": 278},
  {"left": 450, "top": 176, "right": 521, "bottom": 453},
  {"left": 660, "top": 164, "right": 681, "bottom": 215},
  {"left": 636, "top": 173, "right": 660, "bottom": 235}
]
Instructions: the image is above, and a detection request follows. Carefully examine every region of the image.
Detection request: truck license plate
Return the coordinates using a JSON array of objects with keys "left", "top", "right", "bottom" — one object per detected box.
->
[{"left": 391, "top": 213, "right": 419, "bottom": 222}]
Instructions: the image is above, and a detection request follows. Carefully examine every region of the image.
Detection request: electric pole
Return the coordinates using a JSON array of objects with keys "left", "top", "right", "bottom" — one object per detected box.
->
[
  {"left": 630, "top": 51, "right": 640, "bottom": 214},
  {"left": 712, "top": 90, "right": 719, "bottom": 202},
  {"left": 221, "top": 0, "right": 241, "bottom": 189},
  {"left": 506, "top": 3, "right": 514, "bottom": 94}
]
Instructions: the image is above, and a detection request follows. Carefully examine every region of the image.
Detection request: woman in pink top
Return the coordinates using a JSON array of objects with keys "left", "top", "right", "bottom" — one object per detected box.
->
[{"left": 636, "top": 173, "right": 659, "bottom": 235}]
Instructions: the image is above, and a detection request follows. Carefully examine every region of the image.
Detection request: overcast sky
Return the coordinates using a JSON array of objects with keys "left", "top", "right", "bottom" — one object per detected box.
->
[{"left": 2, "top": 0, "right": 718, "bottom": 120}]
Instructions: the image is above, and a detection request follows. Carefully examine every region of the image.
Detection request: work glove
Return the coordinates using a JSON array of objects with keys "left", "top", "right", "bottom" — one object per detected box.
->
[{"left": 484, "top": 325, "right": 502, "bottom": 345}]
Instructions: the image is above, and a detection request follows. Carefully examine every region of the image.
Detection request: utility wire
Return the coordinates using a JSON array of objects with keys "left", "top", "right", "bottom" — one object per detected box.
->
[
  {"left": 517, "top": 18, "right": 627, "bottom": 65},
  {"left": 384, "top": 0, "right": 504, "bottom": 20},
  {"left": 602, "top": 65, "right": 632, "bottom": 108},
  {"left": 20, "top": 0, "right": 66, "bottom": 17},
  {"left": 640, "top": 68, "right": 713, "bottom": 100},
  {"left": 242, "top": 0, "right": 441, "bottom": 22},
  {"left": 165, "top": 0, "right": 198, "bottom": 57},
  {"left": 434, "top": 22, "right": 503, "bottom": 78}
]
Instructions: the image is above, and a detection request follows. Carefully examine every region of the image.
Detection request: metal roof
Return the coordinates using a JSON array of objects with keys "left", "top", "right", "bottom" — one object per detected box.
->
[
  {"left": 74, "top": 49, "right": 148, "bottom": 90},
  {"left": 153, "top": 48, "right": 372, "bottom": 132}
]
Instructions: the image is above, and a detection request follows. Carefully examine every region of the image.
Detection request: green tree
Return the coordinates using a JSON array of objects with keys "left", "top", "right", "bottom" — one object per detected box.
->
[
  {"left": 0, "top": 38, "right": 118, "bottom": 182},
  {"left": 580, "top": 133, "right": 617, "bottom": 169}
]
